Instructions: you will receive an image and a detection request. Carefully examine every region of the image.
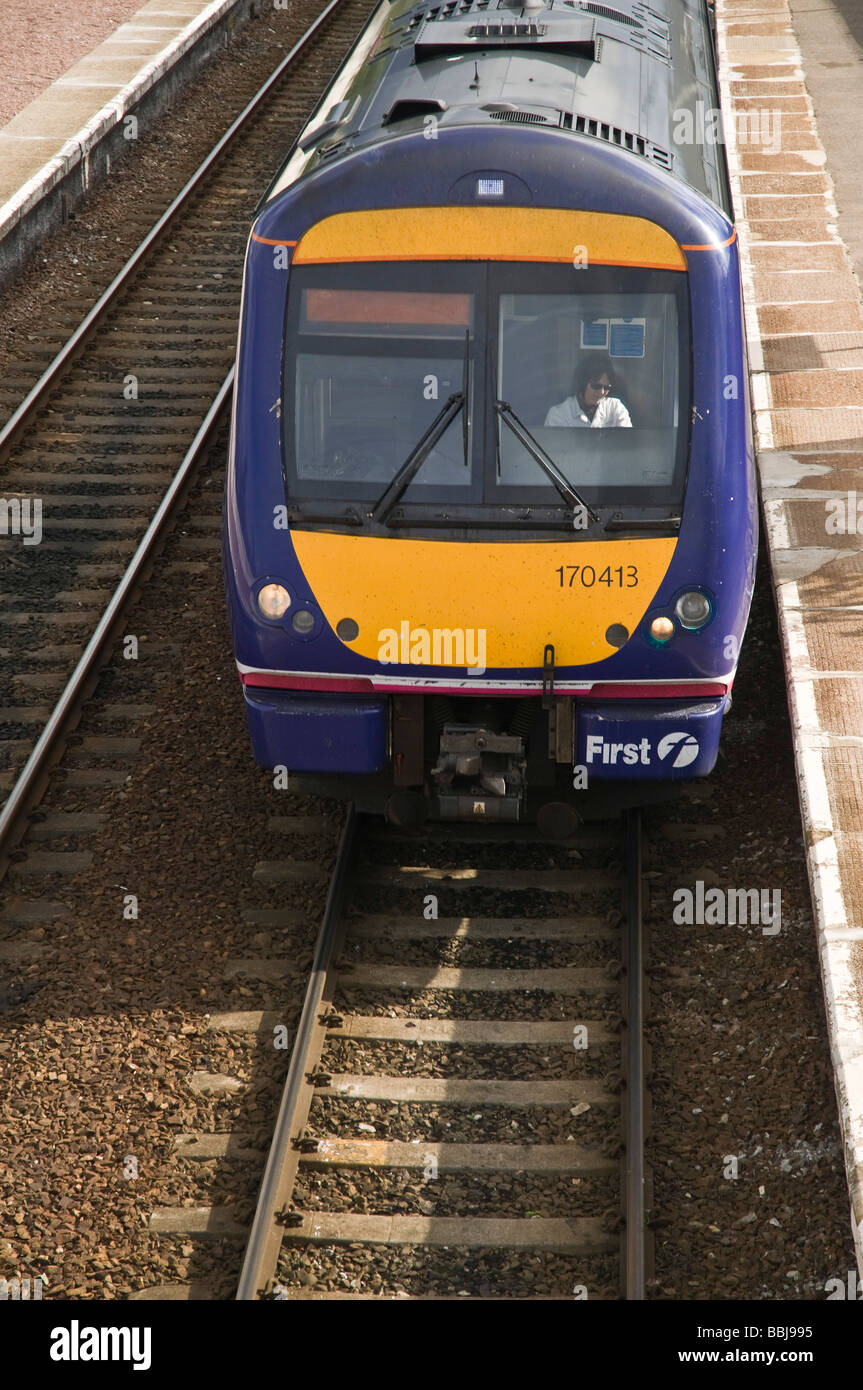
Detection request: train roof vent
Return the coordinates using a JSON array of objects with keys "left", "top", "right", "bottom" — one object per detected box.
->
[
  {"left": 488, "top": 108, "right": 551, "bottom": 124},
  {"left": 298, "top": 98, "right": 357, "bottom": 152},
  {"left": 571, "top": 3, "right": 642, "bottom": 26},
  {"left": 310, "top": 139, "right": 348, "bottom": 165},
  {"left": 404, "top": 0, "right": 491, "bottom": 33},
  {"left": 647, "top": 143, "right": 673, "bottom": 169},
  {"left": 573, "top": 115, "right": 673, "bottom": 168},
  {"left": 623, "top": 28, "right": 671, "bottom": 60},
  {"left": 413, "top": 14, "right": 595, "bottom": 59},
  {"left": 382, "top": 97, "right": 448, "bottom": 125},
  {"left": 468, "top": 21, "right": 547, "bottom": 37},
  {"left": 631, "top": 2, "right": 669, "bottom": 20},
  {"left": 563, "top": 1, "right": 671, "bottom": 60}
]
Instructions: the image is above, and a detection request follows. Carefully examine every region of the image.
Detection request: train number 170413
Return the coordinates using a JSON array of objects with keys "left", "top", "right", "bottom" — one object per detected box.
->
[{"left": 555, "top": 565, "right": 638, "bottom": 588}]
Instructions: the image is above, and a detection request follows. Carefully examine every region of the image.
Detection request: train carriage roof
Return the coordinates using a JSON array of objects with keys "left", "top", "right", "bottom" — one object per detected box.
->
[{"left": 284, "top": 0, "right": 731, "bottom": 216}]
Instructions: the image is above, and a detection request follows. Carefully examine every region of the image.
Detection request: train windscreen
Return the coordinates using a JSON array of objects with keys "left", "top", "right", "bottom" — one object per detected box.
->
[
  {"left": 288, "top": 264, "right": 477, "bottom": 502},
  {"left": 496, "top": 289, "right": 680, "bottom": 493},
  {"left": 283, "top": 260, "right": 689, "bottom": 526}
]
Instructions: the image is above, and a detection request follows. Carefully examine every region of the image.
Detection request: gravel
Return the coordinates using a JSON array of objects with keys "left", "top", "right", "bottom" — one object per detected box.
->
[
  {"left": 342, "top": 934, "right": 618, "bottom": 971},
  {"left": 322, "top": 1040, "right": 612, "bottom": 1080},
  {"left": 308, "top": 1100, "right": 617, "bottom": 1148},
  {"left": 294, "top": 1169, "right": 620, "bottom": 1219},
  {"left": 333, "top": 987, "right": 620, "bottom": 1023},
  {"left": 276, "top": 1244, "right": 620, "bottom": 1300},
  {"left": 0, "top": 416, "right": 345, "bottom": 1297},
  {"left": 642, "top": 546, "right": 857, "bottom": 1298}
]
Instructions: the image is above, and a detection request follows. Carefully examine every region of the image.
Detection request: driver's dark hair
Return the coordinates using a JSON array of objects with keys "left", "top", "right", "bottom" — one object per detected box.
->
[{"left": 573, "top": 355, "right": 617, "bottom": 402}]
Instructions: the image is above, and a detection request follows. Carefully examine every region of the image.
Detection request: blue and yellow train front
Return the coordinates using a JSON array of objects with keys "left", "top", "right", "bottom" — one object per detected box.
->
[{"left": 223, "top": 128, "right": 757, "bottom": 828}]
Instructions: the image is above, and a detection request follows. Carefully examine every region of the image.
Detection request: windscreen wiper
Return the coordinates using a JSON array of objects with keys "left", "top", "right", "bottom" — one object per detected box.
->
[
  {"left": 371, "top": 391, "right": 465, "bottom": 524},
  {"left": 604, "top": 514, "right": 681, "bottom": 532},
  {"left": 372, "top": 333, "right": 471, "bottom": 525},
  {"left": 462, "top": 328, "right": 470, "bottom": 470},
  {"left": 495, "top": 400, "right": 599, "bottom": 525}
]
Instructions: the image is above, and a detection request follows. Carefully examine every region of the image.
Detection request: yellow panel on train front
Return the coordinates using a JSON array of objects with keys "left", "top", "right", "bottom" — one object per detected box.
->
[{"left": 291, "top": 532, "right": 677, "bottom": 668}]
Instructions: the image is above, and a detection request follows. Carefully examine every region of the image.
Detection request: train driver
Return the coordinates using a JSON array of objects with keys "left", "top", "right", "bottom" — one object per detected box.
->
[{"left": 544, "top": 357, "right": 632, "bottom": 428}]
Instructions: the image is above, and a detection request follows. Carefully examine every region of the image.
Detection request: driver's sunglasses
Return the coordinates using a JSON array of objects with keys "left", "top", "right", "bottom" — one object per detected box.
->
[{"left": 588, "top": 380, "right": 612, "bottom": 393}]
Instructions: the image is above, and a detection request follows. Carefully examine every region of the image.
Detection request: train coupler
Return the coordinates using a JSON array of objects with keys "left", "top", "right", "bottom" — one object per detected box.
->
[{"left": 430, "top": 724, "right": 526, "bottom": 820}]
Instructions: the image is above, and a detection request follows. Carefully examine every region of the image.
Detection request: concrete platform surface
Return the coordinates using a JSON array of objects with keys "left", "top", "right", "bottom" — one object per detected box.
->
[
  {"left": 717, "top": 0, "right": 863, "bottom": 1279},
  {"left": 0, "top": 1, "right": 145, "bottom": 129},
  {"left": 0, "top": 0, "right": 243, "bottom": 249}
]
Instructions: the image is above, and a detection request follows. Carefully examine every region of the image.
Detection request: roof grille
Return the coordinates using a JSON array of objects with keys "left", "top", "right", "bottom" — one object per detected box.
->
[
  {"left": 575, "top": 2, "right": 641, "bottom": 25},
  {"left": 631, "top": 2, "right": 668, "bottom": 20},
  {"left": 575, "top": 115, "right": 645, "bottom": 154},
  {"left": 313, "top": 140, "right": 348, "bottom": 164},
  {"left": 573, "top": 115, "right": 672, "bottom": 168},
  {"left": 413, "top": 14, "right": 595, "bottom": 58},
  {"left": 625, "top": 28, "right": 671, "bottom": 60},
  {"left": 648, "top": 144, "right": 673, "bottom": 169},
  {"left": 406, "top": 0, "right": 489, "bottom": 28},
  {"left": 489, "top": 108, "right": 550, "bottom": 124},
  {"left": 469, "top": 21, "right": 547, "bottom": 37}
]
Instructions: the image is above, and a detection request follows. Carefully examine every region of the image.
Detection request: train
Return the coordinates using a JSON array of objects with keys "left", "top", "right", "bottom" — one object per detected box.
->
[{"left": 223, "top": 0, "right": 757, "bottom": 835}]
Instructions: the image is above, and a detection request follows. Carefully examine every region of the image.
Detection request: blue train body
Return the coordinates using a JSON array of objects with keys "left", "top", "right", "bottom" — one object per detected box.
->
[{"left": 223, "top": 0, "right": 757, "bottom": 829}]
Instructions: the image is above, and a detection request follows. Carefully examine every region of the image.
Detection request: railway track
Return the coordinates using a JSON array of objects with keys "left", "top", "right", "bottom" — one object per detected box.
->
[
  {"left": 0, "top": 0, "right": 651, "bottom": 1304},
  {"left": 0, "top": 521, "right": 850, "bottom": 1298},
  {"left": 226, "top": 812, "right": 652, "bottom": 1301},
  {"left": 0, "top": 0, "right": 376, "bottom": 850}
]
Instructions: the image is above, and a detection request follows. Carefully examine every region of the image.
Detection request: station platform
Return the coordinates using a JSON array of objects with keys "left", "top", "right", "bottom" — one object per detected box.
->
[
  {"left": 0, "top": 0, "right": 247, "bottom": 279},
  {"left": 0, "top": 1, "right": 145, "bottom": 131},
  {"left": 716, "top": 0, "right": 863, "bottom": 1274}
]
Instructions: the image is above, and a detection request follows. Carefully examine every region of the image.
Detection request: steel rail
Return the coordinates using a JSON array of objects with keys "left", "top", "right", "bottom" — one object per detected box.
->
[
  {"left": 0, "top": 0, "right": 354, "bottom": 857},
  {"left": 237, "top": 805, "right": 357, "bottom": 1300},
  {"left": 0, "top": 0, "right": 345, "bottom": 464},
  {"left": 0, "top": 369, "right": 234, "bottom": 856},
  {"left": 624, "top": 807, "right": 647, "bottom": 1299}
]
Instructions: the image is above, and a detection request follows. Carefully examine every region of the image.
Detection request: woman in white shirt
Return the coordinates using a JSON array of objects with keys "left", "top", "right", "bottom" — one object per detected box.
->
[{"left": 545, "top": 357, "right": 632, "bottom": 429}]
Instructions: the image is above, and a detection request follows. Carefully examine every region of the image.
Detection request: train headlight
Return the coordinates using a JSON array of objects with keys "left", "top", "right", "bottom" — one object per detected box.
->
[
  {"left": 675, "top": 591, "right": 712, "bottom": 630},
  {"left": 649, "top": 616, "right": 675, "bottom": 644},
  {"left": 257, "top": 583, "right": 291, "bottom": 620}
]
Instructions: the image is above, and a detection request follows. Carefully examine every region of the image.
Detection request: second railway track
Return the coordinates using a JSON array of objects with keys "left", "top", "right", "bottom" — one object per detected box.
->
[
  {"left": 228, "top": 811, "right": 652, "bottom": 1301},
  {"left": 0, "top": 0, "right": 377, "bottom": 821}
]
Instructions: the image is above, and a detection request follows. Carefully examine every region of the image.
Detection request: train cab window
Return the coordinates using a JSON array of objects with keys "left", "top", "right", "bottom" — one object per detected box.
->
[
  {"left": 283, "top": 259, "right": 689, "bottom": 529},
  {"left": 285, "top": 263, "right": 478, "bottom": 503},
  {"left": 493, "top": 268, "right": 688, "bottom": 510}
]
